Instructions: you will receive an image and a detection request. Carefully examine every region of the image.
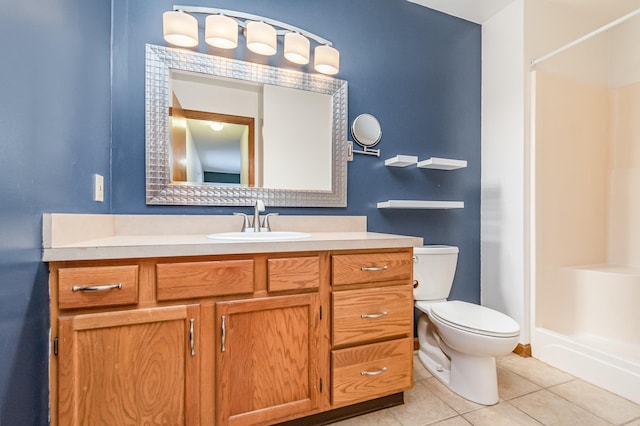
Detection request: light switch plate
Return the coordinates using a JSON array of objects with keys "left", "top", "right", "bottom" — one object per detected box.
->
[{"left": 93, "top": 174, "right": 104, "bottom": 202}]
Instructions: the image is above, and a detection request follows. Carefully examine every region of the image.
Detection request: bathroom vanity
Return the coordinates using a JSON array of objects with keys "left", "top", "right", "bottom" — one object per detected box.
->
[{"left": 43, "top": 214, "right": 422, "bottom": 425}]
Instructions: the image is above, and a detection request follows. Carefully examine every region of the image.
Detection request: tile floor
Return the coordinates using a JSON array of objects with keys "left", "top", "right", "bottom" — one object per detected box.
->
[{"left": 331, "top": 353, "right": 640, "bottom": 426}]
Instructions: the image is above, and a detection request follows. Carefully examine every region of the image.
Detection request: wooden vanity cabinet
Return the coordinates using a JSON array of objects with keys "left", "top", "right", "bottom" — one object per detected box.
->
[
  {"left": 330, "top": 249, "right": 415, "bottom": 407},
  {"left": 215, "top": 294, "right": 321, "bottom": 425},
  {"left": 214, "top": 253, "right": 325, "bottom": 425},
  {"left": 49, "top": 248, "right": 414, "bottom": 425},
  {"left": 57, "top": 305, "right": 201, "bottom": 425}
]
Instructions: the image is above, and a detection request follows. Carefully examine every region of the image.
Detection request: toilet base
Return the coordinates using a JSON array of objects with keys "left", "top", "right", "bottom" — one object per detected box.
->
[
  {"left": 416, "top": 314, "right": 500, "bottom": 405},
  {"left": 417, "top": 346, "right": 500, "bottom": 405}
]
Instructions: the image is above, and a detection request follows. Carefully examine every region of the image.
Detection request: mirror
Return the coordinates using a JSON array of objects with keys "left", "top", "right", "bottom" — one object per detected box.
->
[
  {"left": 350, "top": 113, "right": 382, "bottom": 157},
  {"left": 352, "top": 114, "right": 382, "bottom": 147},
  {"left": 145, "top": 44, "right": 348, "bottom": 207},
  {"left": 169, "top": 100, "right": 255, "bottom": 186}
]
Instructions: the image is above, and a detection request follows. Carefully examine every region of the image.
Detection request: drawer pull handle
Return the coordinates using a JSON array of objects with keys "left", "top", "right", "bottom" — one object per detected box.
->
[
  {"left": 361, "top": 265, "right": 388, "bottom": 272},
  {"left": 189, "top": 318, "right": 195, "bottom": 357},
  {"left": 360, "top": 367, "right": 388, "bottom": 376},
  {"left": 72, "top": 283, "right": 122, "bottom": 292},
  {"left": 221, "top": 315, "right": 226, "bottom": 353},
  {"left": 361, "top": 311, "right": 388, "bottom": 319}
]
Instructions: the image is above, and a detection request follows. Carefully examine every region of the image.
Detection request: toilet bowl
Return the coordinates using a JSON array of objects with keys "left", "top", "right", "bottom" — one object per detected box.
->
[{"left": 414, "top": 246, "right": 520, "bottom": 405}]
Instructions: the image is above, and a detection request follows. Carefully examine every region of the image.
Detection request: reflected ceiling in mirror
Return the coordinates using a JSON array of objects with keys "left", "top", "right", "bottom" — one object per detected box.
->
[{"left": 145, "top": 44, "right": 348, "bottom": 207}]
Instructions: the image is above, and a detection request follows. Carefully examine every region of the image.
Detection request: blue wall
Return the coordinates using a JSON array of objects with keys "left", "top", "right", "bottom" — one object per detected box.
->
[
  {"left": 0, "top": 0, "right": 479, "bottom": 423},
  {"left": 0, "top": 0, "right": 112, "bottom": 423},
  {"left": 112, "top": 0, "right": 481, "bottom": 300}
]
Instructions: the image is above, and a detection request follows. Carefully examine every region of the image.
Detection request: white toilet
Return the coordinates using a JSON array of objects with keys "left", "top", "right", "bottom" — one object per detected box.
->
[{"left": 414, "top": 245, "right": 520, "bottom": 405}]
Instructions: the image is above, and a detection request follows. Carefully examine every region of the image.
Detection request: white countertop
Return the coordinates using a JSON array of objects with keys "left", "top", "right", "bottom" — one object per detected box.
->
[{"left": 42, "top": 214, "right": 423, "bottom": 262}]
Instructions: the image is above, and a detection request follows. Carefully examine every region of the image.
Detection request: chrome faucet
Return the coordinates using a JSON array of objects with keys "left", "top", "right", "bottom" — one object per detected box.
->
[
  {"left": 234, "top": 200, "right": 271, "bottom": 232},
  {"left": 253, "top": 200, "right": 265, "bottom": 232}
]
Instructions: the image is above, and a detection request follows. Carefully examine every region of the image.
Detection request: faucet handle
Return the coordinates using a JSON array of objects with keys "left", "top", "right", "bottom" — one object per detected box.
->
[
  {"left": 261, "top": 213, "right": 279, "bottom": 231},
  {"left": 233, "top": 212, "right": 250, "bottom": 231}
]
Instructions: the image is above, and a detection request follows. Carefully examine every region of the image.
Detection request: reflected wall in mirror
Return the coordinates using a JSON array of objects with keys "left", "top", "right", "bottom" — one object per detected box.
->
[
  {"left": 170, "top": 95, "right": 255, "bottom": 186},
  {"left": 146, "top": 44, "right": 348, "bottom": 206}
]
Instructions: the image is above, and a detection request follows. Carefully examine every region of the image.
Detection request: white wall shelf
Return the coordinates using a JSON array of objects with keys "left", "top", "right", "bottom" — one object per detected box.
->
[
  {"left": 377, "top": 200, "right": 464, "bottom": 209},
  {"left": 417, "top": 157, "right": 467, "bottom": 170},
  {"left": 385, "top": 155, "right": 418, "bottom": 167}
]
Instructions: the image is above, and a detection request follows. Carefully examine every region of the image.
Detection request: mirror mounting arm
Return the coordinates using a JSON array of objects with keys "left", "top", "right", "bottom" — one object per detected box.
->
[
  {"left": 353, "top": 146, "right": 380, "bottom": 157},
  {"left": 348, "top": 143, "right": 380, "bottom": 161},
  {"left": 349, "top": 113, "right": 382, "bottom": 161}
]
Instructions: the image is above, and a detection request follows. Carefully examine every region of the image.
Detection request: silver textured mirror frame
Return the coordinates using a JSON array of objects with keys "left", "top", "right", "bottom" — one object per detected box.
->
[{"left": 145, "top": 44, "right": 348, "bottom": 207}]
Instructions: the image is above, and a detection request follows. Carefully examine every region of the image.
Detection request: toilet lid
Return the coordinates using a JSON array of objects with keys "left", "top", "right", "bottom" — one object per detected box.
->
[{"left": 429, "top": 301, "right": 520, "bottom": 338}]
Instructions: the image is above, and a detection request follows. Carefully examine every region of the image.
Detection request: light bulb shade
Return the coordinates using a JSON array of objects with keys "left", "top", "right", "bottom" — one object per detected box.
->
[
  {"left": 205, "top": 14, "right": 238, "bottom": 49},
  {"left": 284, "top": 32, "right": 310, "bottom": 65},
  {"left": 246, "top": 21, "right": 277, "bottom": 55},
  {"left": 314, "top": 45, "right": 340, "bottom": 75},
  {"left": 163, "top": 11, "right": 198, "bottom": 47}
]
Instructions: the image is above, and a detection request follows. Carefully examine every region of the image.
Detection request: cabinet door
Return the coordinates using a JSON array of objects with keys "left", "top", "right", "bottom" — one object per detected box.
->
[
  {"left": 57, "top": 305, "right": 200, "bottom": 426},
  {"left": 216, "top": 294, "right": 321, "bottom": 426}
]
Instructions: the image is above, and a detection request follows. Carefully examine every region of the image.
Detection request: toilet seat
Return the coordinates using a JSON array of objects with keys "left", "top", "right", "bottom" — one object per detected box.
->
[{"left": 427, "top": 300, "right": 520, "bottom": 338}]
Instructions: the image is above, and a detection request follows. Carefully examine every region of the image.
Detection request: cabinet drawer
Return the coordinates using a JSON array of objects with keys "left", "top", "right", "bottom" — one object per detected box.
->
[
  {"left": 331, "top": 337, "right": 413, "bottom": 406},
  {"left": 268, "top": 256, "right": 320, "bottom": 292},
  {"left": 156, "top": 259, "right": 254, "bottom": 301},
  {"left": 332, "top": 285, "right": 413, "bottom": 346},
  {"left": 332, "top": 252, "right": 412, "bottom": 287},
  {"left": 58, "top": 265, "right": 139, "bottom": 309}
]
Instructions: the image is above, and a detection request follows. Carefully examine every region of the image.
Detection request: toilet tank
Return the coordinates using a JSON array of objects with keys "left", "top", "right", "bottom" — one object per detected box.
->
[{"left": 413, "top": 245, "right": 459, "bottom": 301}]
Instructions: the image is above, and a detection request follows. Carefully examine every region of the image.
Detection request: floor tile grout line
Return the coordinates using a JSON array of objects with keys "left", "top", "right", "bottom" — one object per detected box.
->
[
  {"left": 543, "top": 384, "right": 631, "bottom": 426},
  {"left": 495, "top": 399, "right": 547, "bottom": 426},
  {"left": 545, "top": 379, "right": 640, "bottom": 417},
  {"left": 406, "top": 355, "right": 640, "bottom": 426},
  {"left": 497, "top": 360, "right": 576, "bottom": 389}
]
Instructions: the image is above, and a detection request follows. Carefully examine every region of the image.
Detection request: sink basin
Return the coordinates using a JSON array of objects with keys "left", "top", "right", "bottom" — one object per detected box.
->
[{"left": 207, "top": 231, "right": 311, "bottom": 242}]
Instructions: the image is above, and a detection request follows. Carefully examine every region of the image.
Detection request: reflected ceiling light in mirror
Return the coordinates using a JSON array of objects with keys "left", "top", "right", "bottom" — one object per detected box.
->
[
  {"left": 209, "top": 122, "right": 224, "bottom": 131},
  {"left": 162, "top": 6, "right": 340, "bottom": 75},
  {"left": 205, "top": 14, "right": 238, "bottom": 49},
  {"left": 163, "top": 11, "right": 198, "bottom": 47},
  {"left": 284, "top": 32, "right": 310, "bottom": 65},
  {"left": 314, "top": 45, "right": 340, "bottom": 75},
  {"left": 246, "top": 21, "right": 277, "bottom": 55}
]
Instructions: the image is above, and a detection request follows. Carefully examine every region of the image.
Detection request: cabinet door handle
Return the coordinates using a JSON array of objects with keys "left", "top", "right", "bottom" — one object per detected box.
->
[
  {"left": 361, "top": 311, "right": 388, "bottom": 319},
  {"left": 221, "top": 315, "right": 226, "bottom": 353},
  {"left": 189, "top": 318, "right": 195, "bottom": 357},
  {"left": 72, "top": 283, "right": 122, "bottom": 292},
  {"left": 360, "top": 367, "right": 388, "bottom": 376},
  {"left": 361, "top": 265, "right": 388, "bottom": 272}
]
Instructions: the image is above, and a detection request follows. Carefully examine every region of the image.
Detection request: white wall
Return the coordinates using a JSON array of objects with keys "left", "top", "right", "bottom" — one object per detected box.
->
[
  {"left": 186, "top": 126, "right": 204, "bottom": 183},
  {"left": 262, "top": 85, "right": 332, "bottom": 190},
  {"left": 481, "top": 0, "right": 632, "bottom": 346},
  {"left": 607, "top": 18, "right": 640, "bottom": 268},
  {"left": 171, "top": 72, "right": 261, "bottom": 118},
  {"left": 608, "top": 15, "right": 640, "bottom": 88},
  {"left": 481, "top": 0, "right": 528, "bottom": 342}
]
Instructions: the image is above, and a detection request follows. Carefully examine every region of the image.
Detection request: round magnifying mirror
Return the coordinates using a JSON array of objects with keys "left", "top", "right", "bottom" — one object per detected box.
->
[{"left": 351, "top": 113, "right": 382, "bottom": 148}]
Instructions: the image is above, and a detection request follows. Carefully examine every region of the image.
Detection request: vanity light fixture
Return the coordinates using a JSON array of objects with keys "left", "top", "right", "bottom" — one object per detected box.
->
[
  {"left": 204, "top": 14, "right": 238, "bottom": 49},
  {"left": 163, "top": 11, "right": 198, "bottom": 47},
  {"left": 314, "top": 45, "right": 340, "bottom": 76},
  {"left": 246, "top": 21, "right": 277, "bottom": 55},
  {"left": 162, "top": 5, "right": 340, "bottom": 75},
  {"left": 284, "top": 32, "right": 310, "bottom": 65}
]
